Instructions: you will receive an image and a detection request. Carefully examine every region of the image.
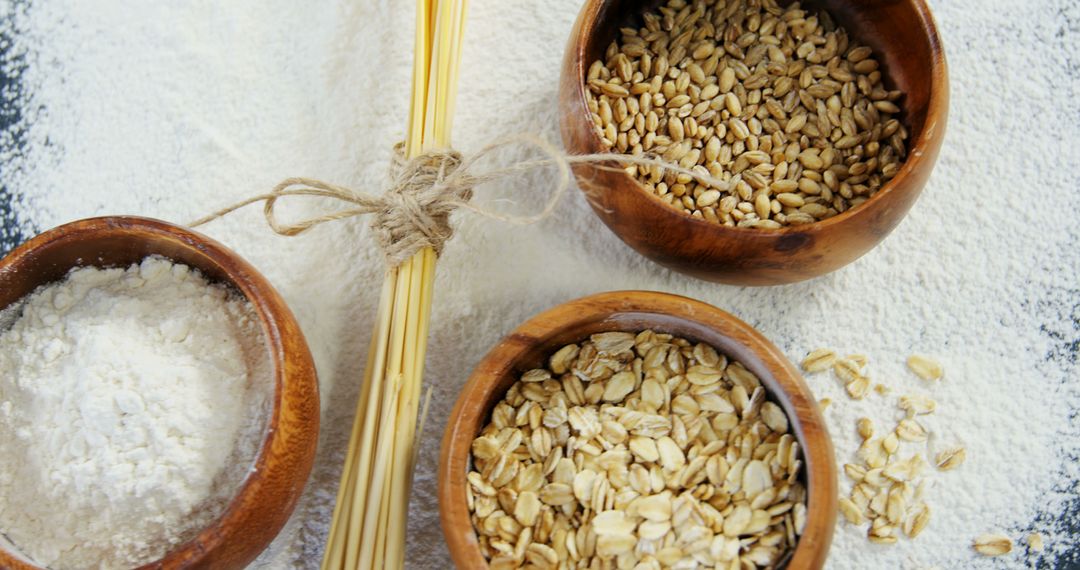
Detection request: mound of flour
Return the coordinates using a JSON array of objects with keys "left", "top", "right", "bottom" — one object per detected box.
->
[{"left": 0, "top": 257, "right": 270, "bottom": 569}]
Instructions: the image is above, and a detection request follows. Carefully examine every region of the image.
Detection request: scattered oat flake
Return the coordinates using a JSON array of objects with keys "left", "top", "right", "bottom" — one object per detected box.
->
[
  {"left": 935, "top": 447, "right": 966, "bottom": 471},
  {"left": 845, "top": 376, "right": 870, "bottom": 400},
  {"left": 868, "top": 534, "right": 897, "bottom": 545},
  {"left": 801, "top": 348, "right": 836, "bottom": 373},
  {"left": 896, "top": 418, "right": 928, "bottom": 442},
  {"left": 1027, "top": 532, "right": 1045, "bottom": 552},
  {"left": 972, "top": 533, "right": 1013, "bottom": 556},
  {"left": 839, "top": 497, "right": 864, "bottom": 525},
  {"left": 898, "top": 394, "right": 936, "bottom": 416},
  {"left": 906, "top": 355, "right": 943, "bottom": 381},
  {"left": 834, "top": 358, "right": 864, "bottom": 384},
  {"left": 904, "top": 503, "right": 931, "bottom": 538}
]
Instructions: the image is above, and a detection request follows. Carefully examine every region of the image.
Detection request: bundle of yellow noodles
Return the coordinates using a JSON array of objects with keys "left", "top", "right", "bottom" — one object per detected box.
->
[{"left": 321, "top": 0, "right": 468, "bottom": 568}]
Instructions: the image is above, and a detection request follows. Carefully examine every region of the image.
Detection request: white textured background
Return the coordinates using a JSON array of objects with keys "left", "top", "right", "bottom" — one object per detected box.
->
[{"left": 0, "top": 0, "right": 1077, "bottom": 568}]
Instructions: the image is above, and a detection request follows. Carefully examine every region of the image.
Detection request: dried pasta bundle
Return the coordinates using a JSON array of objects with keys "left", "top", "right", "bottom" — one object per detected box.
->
[{"left": 321, "top": 0, "right": 468, "bottom": 568}]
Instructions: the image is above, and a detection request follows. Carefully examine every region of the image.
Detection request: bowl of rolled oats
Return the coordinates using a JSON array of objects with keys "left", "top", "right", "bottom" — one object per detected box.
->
[
  {"left": 438, "top": 291, "right": 837, "bottom": 569},
  {"left": 559, "top": 0, "right": 948, "bottom": 285}
]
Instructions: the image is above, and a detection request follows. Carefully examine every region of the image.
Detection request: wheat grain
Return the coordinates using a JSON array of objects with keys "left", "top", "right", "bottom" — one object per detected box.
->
[{"left": 584, "top": 0, "right": 908, "bottom": 228}]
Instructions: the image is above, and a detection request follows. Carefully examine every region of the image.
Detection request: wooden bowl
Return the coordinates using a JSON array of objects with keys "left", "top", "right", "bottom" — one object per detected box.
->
[
  {"left": 0, "top": 216, "right": 320, "bottom": 570},
  {"left": 439, "top": 291, "right": 837, "bottom": 568},
  {"left": 559, "top": 0, "right": 948, "bottom": 285}
]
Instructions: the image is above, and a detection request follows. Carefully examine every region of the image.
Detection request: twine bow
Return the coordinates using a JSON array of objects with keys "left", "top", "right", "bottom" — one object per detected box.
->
[{"left": 189, "top": 135, "right": 731, "bottom": 267}]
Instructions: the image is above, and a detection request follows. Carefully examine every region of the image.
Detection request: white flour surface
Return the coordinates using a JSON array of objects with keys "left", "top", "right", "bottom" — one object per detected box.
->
[{"left": 0, "top": 0, "right": 1077, "bottom": 568}]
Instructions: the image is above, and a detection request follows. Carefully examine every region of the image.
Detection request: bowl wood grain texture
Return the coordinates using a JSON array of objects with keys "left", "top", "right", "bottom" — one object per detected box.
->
[
  {"left": 439, "top": 291, "right": 837, "bottom": 569},
  {"left": 560, "top": 0, "right": 948, "bottom": 285},
  {"left": 0, "top": 216, "right": 320, "bottom": 570}
]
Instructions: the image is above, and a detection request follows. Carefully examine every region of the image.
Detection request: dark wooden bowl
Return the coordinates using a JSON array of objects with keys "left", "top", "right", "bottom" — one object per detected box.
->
[
  {"left": 560, "top": 0, "right": 948, "bottom": 285},
  {"left": 439, "top": 291, "right": 837, "bottom": 569},
  {"left": 0, "top": 216, "right": 320, "bottom": 570}
]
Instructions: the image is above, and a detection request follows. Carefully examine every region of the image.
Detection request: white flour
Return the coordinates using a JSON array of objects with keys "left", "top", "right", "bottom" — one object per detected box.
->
[
  {"left": 0, "top": 257, "right": 271, "bottom": 569},
  {"left": 0, "top": 0, "right": 1077, "bottom": 568}
]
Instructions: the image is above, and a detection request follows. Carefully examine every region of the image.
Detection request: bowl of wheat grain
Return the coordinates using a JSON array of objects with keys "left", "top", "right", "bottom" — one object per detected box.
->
[{"left": 560, "top": 0, "right": 948, "bottom": 285}]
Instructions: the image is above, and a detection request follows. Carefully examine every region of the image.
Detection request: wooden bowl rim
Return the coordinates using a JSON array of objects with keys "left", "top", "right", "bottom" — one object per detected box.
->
[
  {"left": 439, "top": 290, "right": 837, "bottom": 569},
  {"left": 0, "top": 216, "right": 318, "bottom": 570},
  {"left": 565, "top": 0, "right": 948, "bottom": 237}
]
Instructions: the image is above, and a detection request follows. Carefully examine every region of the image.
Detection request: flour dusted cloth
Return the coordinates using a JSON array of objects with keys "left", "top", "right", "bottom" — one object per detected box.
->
[{"left": 0, "top": 0, "right": 1077, "bottom": 568}]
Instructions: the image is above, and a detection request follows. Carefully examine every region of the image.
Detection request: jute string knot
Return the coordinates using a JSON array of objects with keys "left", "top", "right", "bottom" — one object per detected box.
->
[
  {"left": 189, "top": 135, "right": 733, "bottom": 268},
  {"left": 374, "top": 143, "right": 468, "bottom": 265}
]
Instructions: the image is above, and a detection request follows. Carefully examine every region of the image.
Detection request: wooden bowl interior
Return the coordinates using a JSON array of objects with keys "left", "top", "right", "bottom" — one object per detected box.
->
[
  {"left": 464, "top": 312, "right": 816, "bottom": 463},
  {"left": 0, "top": 225, "right": 238, "bottom": 309},
  {"left": 0, "top": 217, "right": 319, "bottom": 570},
  {"left": 441, "top": 292, "right": 836, "bottom": 569},
  {"left": 576, "top": 0, "right": 938, "bottom": 169}
]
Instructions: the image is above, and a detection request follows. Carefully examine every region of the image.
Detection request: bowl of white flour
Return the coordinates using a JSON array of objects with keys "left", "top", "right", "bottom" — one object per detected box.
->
[{"left": 0, "top": 216, "right": 320, "bottom": 570}]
